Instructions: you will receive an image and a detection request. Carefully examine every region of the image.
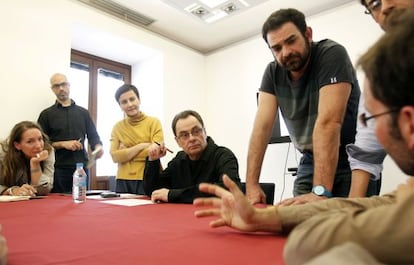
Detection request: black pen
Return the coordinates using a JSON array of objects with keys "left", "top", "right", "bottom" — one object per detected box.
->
[
  {"left": 154, "top": 141, "right": 173, "bottom": 153},
  {"left": 33, "top": 182, "right": 48, "bottom": 188}
]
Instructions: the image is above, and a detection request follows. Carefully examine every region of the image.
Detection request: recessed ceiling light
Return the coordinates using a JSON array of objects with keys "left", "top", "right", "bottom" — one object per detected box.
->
[
  {"left": 162, "top": 0, "right": 270, "bottom": 24},
  {"left": 222, "top": 3, "right": 238, "bottom": 13},
  {"left": 192, "top": 6, "right": 210, "bottom": 17}
]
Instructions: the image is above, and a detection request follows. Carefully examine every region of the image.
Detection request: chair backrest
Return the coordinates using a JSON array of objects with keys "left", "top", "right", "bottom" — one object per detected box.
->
[{"left": 240, "top": 182, "right": 275, "bottom": 205}]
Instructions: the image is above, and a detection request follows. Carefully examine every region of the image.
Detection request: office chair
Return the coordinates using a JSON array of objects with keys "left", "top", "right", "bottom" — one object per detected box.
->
[{"left": 240, "top": 182, "right": 275, "bottom": 205}]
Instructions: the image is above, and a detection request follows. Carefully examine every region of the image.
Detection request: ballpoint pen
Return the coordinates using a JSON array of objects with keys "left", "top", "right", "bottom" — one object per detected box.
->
[
  {"left": 154, "top": 141, "right": 173, "bottom": 153},
  {"left": 33, "top": 182, "right": 49, "bottom": 188}
]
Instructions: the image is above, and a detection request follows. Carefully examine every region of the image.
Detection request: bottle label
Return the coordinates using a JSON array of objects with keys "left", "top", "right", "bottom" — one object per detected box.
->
[{"left": 78, "top": 178, "right": 86, "bottom": 187}]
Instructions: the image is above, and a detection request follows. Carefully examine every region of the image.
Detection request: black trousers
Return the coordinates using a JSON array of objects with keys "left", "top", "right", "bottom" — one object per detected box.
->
[{"left": 51, "top": 166, "right": 90, "bottom": 193}]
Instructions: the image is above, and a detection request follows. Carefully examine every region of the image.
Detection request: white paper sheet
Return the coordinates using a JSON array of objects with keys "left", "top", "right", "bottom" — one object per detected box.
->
[
  {"left": 0, "top": 195, "right": 31, "bottom": 202},
  {"left": 100, "top": 198, "right": 154, "bottom": 207},
  {"left": 87, "top": 193, "right": 148, "bottom": 200}
]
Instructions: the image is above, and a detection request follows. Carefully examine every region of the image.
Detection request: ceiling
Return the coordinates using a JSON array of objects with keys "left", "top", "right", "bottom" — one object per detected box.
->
[{"left": 96, "top": 0, "right": 355, "bottom": 54}]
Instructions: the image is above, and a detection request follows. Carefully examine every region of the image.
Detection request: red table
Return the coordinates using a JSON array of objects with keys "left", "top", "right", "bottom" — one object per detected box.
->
[{"left": 1, "top": 195, "right": 286, "bottom": 265}]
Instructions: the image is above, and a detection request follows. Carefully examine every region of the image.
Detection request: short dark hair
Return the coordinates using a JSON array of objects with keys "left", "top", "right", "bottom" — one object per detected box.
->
[
  {"left": 357, "top": 9, "right": 414, "bottom": 110},
  {"left": 115, "top": 84, "right": 140, "bottom": 103},
  {"left": 262, "top": 8, "right": 307, "bottom": 45},
  {"left": 171, "top": 110, "right": 205, "bottom": 136}
]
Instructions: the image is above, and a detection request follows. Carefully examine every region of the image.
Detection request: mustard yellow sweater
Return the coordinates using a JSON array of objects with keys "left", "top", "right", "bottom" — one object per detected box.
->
[{"left": 110, "top": 112, "right": 164, "bottom": 180}]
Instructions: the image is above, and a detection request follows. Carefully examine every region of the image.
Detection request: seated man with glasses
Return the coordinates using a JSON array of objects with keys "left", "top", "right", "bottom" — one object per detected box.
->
[{"left": 143, "top": 110, "right": 241, "bottom": 203}]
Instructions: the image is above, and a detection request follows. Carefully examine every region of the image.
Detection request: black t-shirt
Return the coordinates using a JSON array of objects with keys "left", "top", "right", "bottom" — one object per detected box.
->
[{"left": 260, "top": 39, "right": 360, "bottom": 166}]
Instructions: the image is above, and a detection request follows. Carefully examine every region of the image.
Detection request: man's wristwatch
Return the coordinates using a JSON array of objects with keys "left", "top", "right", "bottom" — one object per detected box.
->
[{"left": 312, "top": 185, "right": 332, "bottom": 198}]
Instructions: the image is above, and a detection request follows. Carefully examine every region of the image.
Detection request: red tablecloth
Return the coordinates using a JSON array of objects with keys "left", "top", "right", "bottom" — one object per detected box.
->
[{"left": 1, "top": 195, "right": 286, "bottom": 265}]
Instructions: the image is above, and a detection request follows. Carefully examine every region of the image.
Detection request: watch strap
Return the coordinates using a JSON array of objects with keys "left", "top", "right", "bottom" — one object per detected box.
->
[{"left": 312, "top": 185, "right": 332, "bottom": 198}]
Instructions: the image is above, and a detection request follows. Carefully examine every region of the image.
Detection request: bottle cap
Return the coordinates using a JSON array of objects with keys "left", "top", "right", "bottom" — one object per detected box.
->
[{"left": 76, "top": 162, "right": 84, "bottom": 168}]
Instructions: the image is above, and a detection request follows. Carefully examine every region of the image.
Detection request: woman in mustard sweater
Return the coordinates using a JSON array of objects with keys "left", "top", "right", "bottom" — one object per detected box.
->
[{"left": 110, "top": 84, "right": 164, "bottom": 194}]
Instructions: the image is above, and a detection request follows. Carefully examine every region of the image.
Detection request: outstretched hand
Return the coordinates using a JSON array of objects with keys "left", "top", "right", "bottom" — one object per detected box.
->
[{"left": 194, "top": 175, "right": 259, "bottom": 232}]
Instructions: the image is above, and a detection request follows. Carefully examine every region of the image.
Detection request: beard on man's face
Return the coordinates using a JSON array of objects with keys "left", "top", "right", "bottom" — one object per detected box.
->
[
  {"left": 57, "top": 93, "right": 69, "bottom": 101},
  {"left": 279, "top": 40, "right": 311, "bottom": 72}
]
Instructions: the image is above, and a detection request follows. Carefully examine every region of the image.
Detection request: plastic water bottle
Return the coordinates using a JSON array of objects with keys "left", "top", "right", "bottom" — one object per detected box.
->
[{"left": 73, "top": 163, "right": 87, "bottom": 203}]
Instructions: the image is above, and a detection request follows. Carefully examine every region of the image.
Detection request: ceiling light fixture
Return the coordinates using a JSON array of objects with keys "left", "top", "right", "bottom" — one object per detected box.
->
[
  {"left": 192, "top": 6, "right": 210, "bottom": 18},
  {"left": 222, "top": 3, "right": 238, "bottom": 13},
  {"left": 162, "top": 0, "right": 269, "bottom": 24}
]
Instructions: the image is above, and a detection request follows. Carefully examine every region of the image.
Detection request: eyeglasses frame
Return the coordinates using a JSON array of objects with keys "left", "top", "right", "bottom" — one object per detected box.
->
[{"left": 359, "top": 108, "right": 400, "bottom": 127}]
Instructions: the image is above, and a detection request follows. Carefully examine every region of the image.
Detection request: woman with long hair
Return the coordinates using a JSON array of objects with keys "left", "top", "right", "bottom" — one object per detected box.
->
[{"left": 0, "top": 121, "right": 54, "bottom": 196}]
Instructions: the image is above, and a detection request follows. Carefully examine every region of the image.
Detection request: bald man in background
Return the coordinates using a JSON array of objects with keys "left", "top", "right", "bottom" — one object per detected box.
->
[{"left": 38, "top": 73, "right": 103, "bottom": 193}]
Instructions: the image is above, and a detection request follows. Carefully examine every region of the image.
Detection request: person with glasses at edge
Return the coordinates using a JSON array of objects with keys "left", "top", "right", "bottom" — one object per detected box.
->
[
  {"left": 38, "top": 73, "right": 104, "bottom": 193},
  {"left": 345, "top": 0, "right": 414, "bottom": 198},
  {"left": 361, "top": 0, "right": 414, "bottom": 30},
  {"left": 143, "top": 110, "right": 241, "bottom": 203}
]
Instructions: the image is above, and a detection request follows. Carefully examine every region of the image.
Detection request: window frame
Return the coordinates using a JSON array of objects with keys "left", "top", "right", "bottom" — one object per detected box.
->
[{"left": 70, "top": 49, "right": 131, "bottom": 189}]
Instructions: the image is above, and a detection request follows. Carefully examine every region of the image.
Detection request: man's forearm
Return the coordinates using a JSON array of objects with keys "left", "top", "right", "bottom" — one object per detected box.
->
[
  {"left": 245, "top": 129, "right": 270, "bottom": 186},
  {"left": 52, "top": 141, "right": 66, "bottom": 150},
  {"left": 284, "top": 194, "right": 403, "bottom": 265},
  {"left": 312, "top": 125, "right": 341, "bottom": 191},
  {"left": 143, "top": 159, "right": 162, "bottom": 196},
  {"left": 278, "top": 194, "right": 395, "bottom": 232},
  {"left": 253, "top": 206, "right": 283, "bottom": 233},
  {"left": 247, "top": 92, "right": 278, "bottom": 186},
  {"left": 348, "top": 169, "right": 371, "bottom": 197}
]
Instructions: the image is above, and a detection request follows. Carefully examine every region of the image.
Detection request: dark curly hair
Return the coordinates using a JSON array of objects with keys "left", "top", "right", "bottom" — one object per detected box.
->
[{"left": 262, "top": 8, "right": 307, "bottom": 45}]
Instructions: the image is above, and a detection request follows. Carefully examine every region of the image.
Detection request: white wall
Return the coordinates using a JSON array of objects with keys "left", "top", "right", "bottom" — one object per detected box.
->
[
  {"left": 0, "top": 0, "right": 205, "bottom": 151},
  {"left": 205, "top": 2, "right": 406, "bottom": 201},
  {"left": 0, "top": 1, "right": 406, "bottom": 200}
]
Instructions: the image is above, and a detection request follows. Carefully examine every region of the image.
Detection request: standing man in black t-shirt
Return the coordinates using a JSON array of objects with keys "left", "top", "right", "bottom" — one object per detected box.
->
[
  {"left": 246, "top": 8, "right": 360, "bottom": 205},
  {"left": 38, "top": 73, "right": 104, "bottom": 193}
]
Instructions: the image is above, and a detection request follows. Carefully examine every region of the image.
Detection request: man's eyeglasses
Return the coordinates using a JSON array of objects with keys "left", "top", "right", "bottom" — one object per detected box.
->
[
  {"left": 359, "top": 109, "right": 399, "bottom": 127},
  {"left": 176, "top": 127, "right": 204, "bottom": 141},
  {"left": 51, "top": 82, "right": 70, "bottom": 89},
  {"left": 364, "top": 0, "right": 381, "bottom": 15}
]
